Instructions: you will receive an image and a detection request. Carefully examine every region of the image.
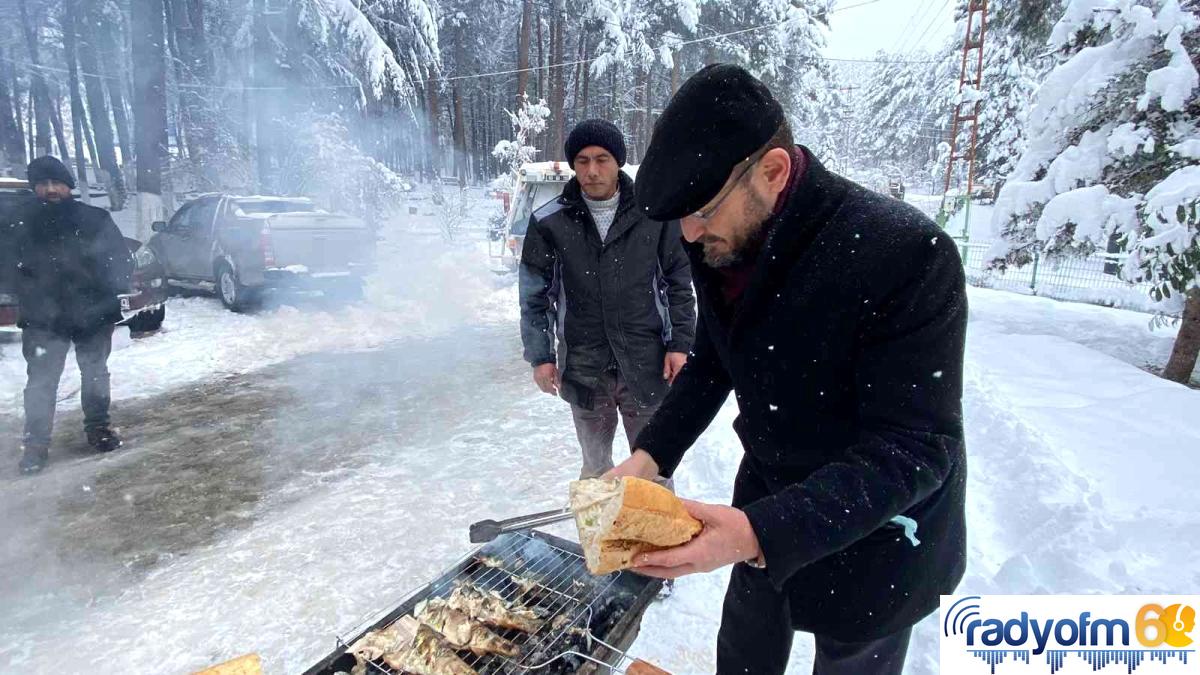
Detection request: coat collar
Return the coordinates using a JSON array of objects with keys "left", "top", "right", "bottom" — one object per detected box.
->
[
  {"left": 688, "top": 147, "right": 851, "bottom": 339},
  {"left": 559, "top": 171, "right": 640, "bottom": 246}
]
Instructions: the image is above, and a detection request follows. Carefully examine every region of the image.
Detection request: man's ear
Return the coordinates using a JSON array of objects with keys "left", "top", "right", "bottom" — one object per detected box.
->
[{"left": 756, "top": 148, "right": 792, "bottom": 197}]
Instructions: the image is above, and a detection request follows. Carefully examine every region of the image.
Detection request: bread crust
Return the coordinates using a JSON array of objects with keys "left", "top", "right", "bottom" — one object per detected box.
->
[
  {"left": 570, "top": 477, "right": 702, "bottom": 575},
  {"left": 191, "top": 654, "right": 262, "bottom": 675}
]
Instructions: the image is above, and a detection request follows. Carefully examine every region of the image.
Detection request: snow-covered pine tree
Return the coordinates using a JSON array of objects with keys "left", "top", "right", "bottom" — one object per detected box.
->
[
  {"left": 856, "top": 50, "right": 950, "bottom": 181},
  {"left": 991, "top": 0, "right": 1200, "bottom": 383},
  {"left": 697, "top": 0, "right": 839, "bottom": 157}
]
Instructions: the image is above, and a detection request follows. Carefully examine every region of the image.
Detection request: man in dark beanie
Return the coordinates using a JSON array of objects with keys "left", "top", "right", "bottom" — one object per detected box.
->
[
  {"left": 607, "top": 64, "right": 967, "bottom": 674},
  {"left": 519, "top": 119, "right": 695, "bottom": 483},
  {"left": 9, "top": 156, "right": 133, "bottom": 474}
]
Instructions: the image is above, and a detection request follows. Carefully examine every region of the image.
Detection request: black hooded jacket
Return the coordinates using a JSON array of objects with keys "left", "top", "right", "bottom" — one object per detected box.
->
[
  {"left": 10, "top": 198, "right": 133, "bottom": 337},
  {"left": 519, "top": 171, "right": 696, "bottom": 409}
]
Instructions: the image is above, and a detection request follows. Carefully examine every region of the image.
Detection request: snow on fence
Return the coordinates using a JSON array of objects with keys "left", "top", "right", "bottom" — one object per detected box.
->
[{"left": 955, "top": 239, "right": 1158, "bottom": 312}]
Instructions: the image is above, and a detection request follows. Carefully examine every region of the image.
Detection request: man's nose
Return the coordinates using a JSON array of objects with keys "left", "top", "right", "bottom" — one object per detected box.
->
[{"left": 680, "top": 217, "right": 704, "bottom": 243}]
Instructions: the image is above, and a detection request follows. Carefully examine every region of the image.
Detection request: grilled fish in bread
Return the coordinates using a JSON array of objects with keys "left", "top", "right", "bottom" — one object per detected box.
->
[{"left": 569, "top": 477, "right": 703, "bottom": 575}]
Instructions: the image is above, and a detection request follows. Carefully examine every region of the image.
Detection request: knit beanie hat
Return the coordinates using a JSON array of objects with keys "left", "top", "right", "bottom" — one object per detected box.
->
[
  {"left": 27, "top": 156, "right": 76, "bottom": 190},
  {"left": 565, "top": 119, "right": 627, "bottom": 168}
]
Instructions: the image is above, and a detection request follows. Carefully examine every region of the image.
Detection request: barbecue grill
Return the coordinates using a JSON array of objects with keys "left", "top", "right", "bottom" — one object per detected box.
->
[{"left": 304, "top": 531, "right": 662, "bottom": 675}]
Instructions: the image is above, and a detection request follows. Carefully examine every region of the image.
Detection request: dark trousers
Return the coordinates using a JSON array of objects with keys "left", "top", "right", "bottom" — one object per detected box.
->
[
  {"left": 716, "top": 563, "right": 913, "bottom": 675},
  {"left": 22, "top": 325, "right": 115, "bottom": 448},
  {"left": 569, "top": 369, "right": 659, "bottom": 479}
]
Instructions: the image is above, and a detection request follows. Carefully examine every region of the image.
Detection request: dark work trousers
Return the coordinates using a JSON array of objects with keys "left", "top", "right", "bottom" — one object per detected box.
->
[
  {"left": 717, "top": 563, "right": 913, "bottom": 675},
  {"left": 569, "top": 368, "right": 660, "bottom": 480},
  {"left": 22, "top": 325, "right": 115, "bottom": 448}
]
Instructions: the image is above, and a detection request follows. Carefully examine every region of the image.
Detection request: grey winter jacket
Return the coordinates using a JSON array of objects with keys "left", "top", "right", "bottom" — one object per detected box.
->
[{"left": 519, "top": 171, "right": 696, "bottom": 409}]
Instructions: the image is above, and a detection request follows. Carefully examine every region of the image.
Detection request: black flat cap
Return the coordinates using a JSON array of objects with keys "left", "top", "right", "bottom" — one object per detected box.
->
[{"left": 635, "top": 64, "right": 784, "bottom": 221}]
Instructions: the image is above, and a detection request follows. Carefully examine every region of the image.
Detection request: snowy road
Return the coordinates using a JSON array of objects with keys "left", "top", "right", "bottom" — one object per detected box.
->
[{"left": 1, "top": 230, "right": 1198, "bottom": 674}]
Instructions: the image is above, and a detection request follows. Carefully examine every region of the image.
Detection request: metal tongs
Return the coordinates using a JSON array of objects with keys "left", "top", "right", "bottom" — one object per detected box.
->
[{"left": 469, "top": 506, "right": 573, "bottom": 543}]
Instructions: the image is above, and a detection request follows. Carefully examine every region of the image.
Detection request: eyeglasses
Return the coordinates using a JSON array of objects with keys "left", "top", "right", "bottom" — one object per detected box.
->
[{"left": 689, "top": 149, "right": 767, "bottom": 221}]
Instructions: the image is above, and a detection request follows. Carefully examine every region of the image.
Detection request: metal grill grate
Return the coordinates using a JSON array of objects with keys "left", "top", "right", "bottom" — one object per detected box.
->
[{"left": 337, "top": 531, "right": 642, "bottom": 675}]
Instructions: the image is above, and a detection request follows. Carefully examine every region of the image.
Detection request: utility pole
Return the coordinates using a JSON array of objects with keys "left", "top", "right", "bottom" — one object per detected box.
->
[{"left": 940, "top": 0, "right": 989, "bottom": 242}]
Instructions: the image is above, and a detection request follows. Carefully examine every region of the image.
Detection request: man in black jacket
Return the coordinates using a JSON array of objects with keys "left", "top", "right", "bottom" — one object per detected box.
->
[
  {"left": 608, "top": 65, "right": 967, "bottom": 674},
  {"left": 11, "top": 156, "right": 133, "bottom": 474},
  {"left": 519, "top": 119, "right": 696, "bottom": 480}
]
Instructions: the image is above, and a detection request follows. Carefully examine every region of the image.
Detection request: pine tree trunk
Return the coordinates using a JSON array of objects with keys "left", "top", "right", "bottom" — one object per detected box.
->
[
  {"left": 551, "top": 9, "right": 565, "bottom": 158},
  {"left": 131, "top": 0, "right": 168, "bottom": 195},
  {"left": 581, "top": 40, "right": 590, "bottom": 120},
  {"left": 81, "top": 98, "right": 99, "bottom": 174},
  {"left": 63, "top": 0, "right": 92, "bottom": 203},
  {"left": 79, "top": 4, "right": 126, "bottom": 209},
  {"left": 535, "top": 8, "right": 544, "bottom": 103},
  {"left": 428, "top": 83, "right": 441, "bottom": 177},
  {"left": 671, "top": 49, "right": 681, "bottom": 95},
  {"left": 1163, "top": 288, "right": 1200, "bottom": 384},
  {"left": 516, "top": 0, "right": 532, "bottom": 106},
  {"left": 18, "top": 0, "right": 54, "bottom": 159},
  {"left": 162, "top": 0, "right": 189, "bottom": 162},
  {"left": 12, "top": 68, "right": 26, "bottom": 167},
  {"left": 572, "top": 34, "right": 583, "bottom": 119},
  {"left": 94, "top": 11, "right": 134, "bottom": 166},
  {"left": 641, "top": 64, "right": 654, "bottom": 160},
  {"left": 0, "top": 51, "right": 25, "bottom": 171},
  {"left": 49, "top": 100, "right": 71, "bottom": 166},
  {"left": 251, "top": 0, "right": 271, "bottom": 190},
  {"left": 26, "top": 91, "right": 35, "bottom": 161}
]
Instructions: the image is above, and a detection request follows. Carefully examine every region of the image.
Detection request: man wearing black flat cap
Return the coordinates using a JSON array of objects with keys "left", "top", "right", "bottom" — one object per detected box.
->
[
  {"left": 519, "top": 119, "right": 695, "bottom": 481},
  {"left": 606, "top": 64, "right": 968, "bottom": 673},
  {"left": 9, "top": 156, "right": 133, "bottom": 474}
]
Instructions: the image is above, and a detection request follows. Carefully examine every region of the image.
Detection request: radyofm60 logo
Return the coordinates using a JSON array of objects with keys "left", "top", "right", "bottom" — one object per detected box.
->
[{"left": 940, "top": 595, "right": 1199, "bottom": 674}]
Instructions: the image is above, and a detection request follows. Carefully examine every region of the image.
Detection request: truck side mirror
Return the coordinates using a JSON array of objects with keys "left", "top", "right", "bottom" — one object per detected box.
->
[{"left": 151, "top": 221, "right": 168, "bottom": 233}]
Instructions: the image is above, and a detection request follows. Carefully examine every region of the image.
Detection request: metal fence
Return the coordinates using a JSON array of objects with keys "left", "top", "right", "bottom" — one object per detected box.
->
[{"left": 955, "top": 239, "right": 1156, "bottom": 311}]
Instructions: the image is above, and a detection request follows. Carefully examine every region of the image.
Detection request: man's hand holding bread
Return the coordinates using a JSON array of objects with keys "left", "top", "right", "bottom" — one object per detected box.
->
[{"left": 586, "top": 451, "right": 764, "bottom": 579}]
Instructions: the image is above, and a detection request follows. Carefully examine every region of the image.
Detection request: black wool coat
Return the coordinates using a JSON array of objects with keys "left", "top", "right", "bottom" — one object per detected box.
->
[
  {"left": 10, "top": 199, "right": 134, "bottom": 338},
  {"left": 635, "top": 149, "right": 968, "bottom": 641}
]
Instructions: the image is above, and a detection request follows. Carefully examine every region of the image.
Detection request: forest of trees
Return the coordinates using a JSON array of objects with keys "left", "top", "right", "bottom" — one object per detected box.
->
[
  {"left": 0, "top": 0, "right": 855, "bottom": 216},
  {"left": 0, "top": 0, "right": 1195, "bottom": 377}
]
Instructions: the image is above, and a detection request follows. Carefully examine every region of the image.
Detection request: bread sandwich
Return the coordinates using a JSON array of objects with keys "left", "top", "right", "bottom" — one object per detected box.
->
[{"left": 569, "top": 477, "right": 702, "bottom": 575}]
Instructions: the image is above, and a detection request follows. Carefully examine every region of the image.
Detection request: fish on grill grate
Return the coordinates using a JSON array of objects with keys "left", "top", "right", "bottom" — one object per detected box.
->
[
  {"left": 446, "top": 584, "right": 544, "bottom": 633},
  {"left": 348, "top": 618, "right": 477, "bottom": 675},
  {"left": 414, "top": 597, "right": 520, "bottom": 658}
]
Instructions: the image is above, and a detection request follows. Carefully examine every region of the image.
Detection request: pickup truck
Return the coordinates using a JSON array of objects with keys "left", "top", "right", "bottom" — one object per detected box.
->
[{"left": 148, "top": 194, "right": 375, "bottom": 311}]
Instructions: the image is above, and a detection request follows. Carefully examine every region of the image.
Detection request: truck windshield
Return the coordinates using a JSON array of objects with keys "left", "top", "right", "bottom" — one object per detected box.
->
[
  {"left": 509, "top": 182, "right": 566, "bottom": 235},
  {"left": 234, "top": 200, "right": 320, "bottom": 215}
]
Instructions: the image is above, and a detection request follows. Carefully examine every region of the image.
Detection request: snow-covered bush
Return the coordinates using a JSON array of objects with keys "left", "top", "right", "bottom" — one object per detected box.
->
[{"left": 492, "top": 94, "right": 550, "bottom": 190}]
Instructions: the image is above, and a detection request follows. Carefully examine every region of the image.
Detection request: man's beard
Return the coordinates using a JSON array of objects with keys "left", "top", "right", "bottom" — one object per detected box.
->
[{"left": 701, "top": 191, "right": 772, "bottom": 268}]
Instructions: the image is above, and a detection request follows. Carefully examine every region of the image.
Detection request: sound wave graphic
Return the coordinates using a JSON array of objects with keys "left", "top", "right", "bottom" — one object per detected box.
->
[
  {"left": 969, "top": 648, "right": 1196, "bottom": 673},
  {"left": 1045, "top": 649, "right": 1193, "bottom": 674},
  {"left": 970, "top": 649, "right": 1031, "bottom": 673}
]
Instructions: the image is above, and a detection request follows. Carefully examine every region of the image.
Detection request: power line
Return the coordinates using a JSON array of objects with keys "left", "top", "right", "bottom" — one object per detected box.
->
[
  {"left": 889, "top": 0, "right": 939, "bottom": 52},
  {"left": 898, "top": 0, "right": 954, "bottom": 55}
]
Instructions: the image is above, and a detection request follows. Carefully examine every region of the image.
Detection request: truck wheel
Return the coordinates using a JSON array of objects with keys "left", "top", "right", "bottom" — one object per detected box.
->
[
  {"left": 325, "top": 278, "right": 365, "bottom": 305},
  {"left": 216, "top": 263, "right": 260, "bottom": 313},
  {"left": 127, "top": 305, "right": 165, "bottom": 335}
]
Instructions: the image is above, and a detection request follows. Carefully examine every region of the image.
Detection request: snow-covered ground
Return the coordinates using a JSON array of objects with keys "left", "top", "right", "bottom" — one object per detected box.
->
[{"left": 1, "top": 209, "right": 1198, "bottom": 673}]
